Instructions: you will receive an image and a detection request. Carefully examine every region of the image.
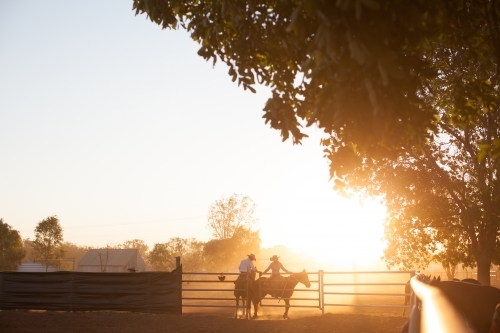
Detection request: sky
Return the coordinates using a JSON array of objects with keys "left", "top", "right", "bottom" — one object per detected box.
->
[{"left": 0, "top": 1, "right": 387, "bottom": 269}]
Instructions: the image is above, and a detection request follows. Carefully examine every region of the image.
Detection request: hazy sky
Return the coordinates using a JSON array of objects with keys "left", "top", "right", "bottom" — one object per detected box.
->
[{"left": 0, "top": 1, "right": 386, "bottom": 268}]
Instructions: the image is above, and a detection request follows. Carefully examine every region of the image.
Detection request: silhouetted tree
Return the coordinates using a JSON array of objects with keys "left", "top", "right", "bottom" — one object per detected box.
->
[
  {"left": 61, "top": 242, "right": 88, "bottom": 271},
  {"left": 134, "top": 0, "right": 500, "bottom": 284},
  {"left": 118, "top": 239, "right": 150, "bottom": 266},
  {"left": 0, "top": 219, "right": 26, "bottom": 271},
  {"left": 32, "top": 216, "right": 65, "bottom": 272},
  {"left": 207, "top": 193, "right": 257, "bottom": 239},
  {"left": 148, "top": 237, "right": 203, "bottom": 272},
  {"left": 203, "top": 227, "right": 261, "bottom": 272}
]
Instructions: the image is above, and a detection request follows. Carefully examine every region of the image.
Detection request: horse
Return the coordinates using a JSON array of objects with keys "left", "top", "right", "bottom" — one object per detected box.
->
[
  {"left": 428, "top": 277, "right": 500, "bottom": 333},
  {"left": 461, "top": 278, "right": 481, "bottom": 285},
  {"left": 401, "top": 276, "right": 500, "bottom": 333},
  {"left": 233, "top": 271, "right": 256, "bottom": 318},
  {"left": 250, "top": 270, "right": 311, "bottom": 320}
]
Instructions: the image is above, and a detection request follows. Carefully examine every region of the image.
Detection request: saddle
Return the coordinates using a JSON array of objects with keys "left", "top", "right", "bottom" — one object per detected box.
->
[
  {"left": 260, "top": 276, "right": 284, "bottom": 291},
  {"left": 234, "top": 274, "right": 247, "bottom": 285}
]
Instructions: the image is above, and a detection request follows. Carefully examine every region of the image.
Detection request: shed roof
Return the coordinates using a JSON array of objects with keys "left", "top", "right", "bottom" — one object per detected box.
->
[{"left": 78, "top": 249, "right": 141, "bottom": 266}]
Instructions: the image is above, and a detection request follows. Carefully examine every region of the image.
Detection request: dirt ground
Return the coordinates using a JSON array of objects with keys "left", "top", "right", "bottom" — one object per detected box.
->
[{"left": 1, "top": 309, "right": 408, "bottom": 333}]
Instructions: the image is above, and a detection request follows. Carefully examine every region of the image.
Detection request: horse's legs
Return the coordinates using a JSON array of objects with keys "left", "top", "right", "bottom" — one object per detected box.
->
[
  {"left": 283, "top": 299, "right": 290, "bottom": 320},
  {"left": 235, "top": 296, "right": 240, "bottom": 318},
  {"left": 242, "top": 297, "right": 247, "bottom": 317},
  {"left": 252, "top": 297, "right": 259, "bottom": 319},
  {"left": 243, "top": 297, "right": 248, "bottom": 317}
]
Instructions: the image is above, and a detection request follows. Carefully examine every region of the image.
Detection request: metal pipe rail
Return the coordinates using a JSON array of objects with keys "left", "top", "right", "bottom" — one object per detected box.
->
[
  {"left": 323, "top": 283, "right": 409, "bottom": 286},
  {"left": 325, "top": 292, "right": 409, "bottom": 297},
  {"left": 181, "top": 269, "right": 418, "bottom": 317},
  {"left": 260, "top": 305, "right": 319, "bottom": 308},
  {"left": 182, "top": 288, "right": 237, "bottom": 292},
  {"left": 408, "top": 275, "right": 469, "bottom": 333},
  {"left": 320, "top": 270, "right": 415, "bottom": 314},
  {"left": 182, "top": 280, "right": 237, "bottom": 282},
  {"left": 326, "top": 303, "right": 409, "bottom": 308},
  {"left": 182, "top": 271, "right": 254, "bottom": 318},
  {"left": 183, "top": 272, "right": 241, "bottom": 275}
]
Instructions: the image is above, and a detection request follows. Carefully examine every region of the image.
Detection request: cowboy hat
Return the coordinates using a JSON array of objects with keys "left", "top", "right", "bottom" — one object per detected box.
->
[
  {"left": 270, "top": 255, "right": 280, "bottom": 261},
  {"left": 247, "top": 253, "right": 256, "bottom": 260}
]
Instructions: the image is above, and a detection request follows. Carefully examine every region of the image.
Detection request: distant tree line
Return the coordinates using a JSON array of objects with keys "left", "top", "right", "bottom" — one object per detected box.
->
[{"left": 0, "top": 194, "right": 263, "bottom": 272}]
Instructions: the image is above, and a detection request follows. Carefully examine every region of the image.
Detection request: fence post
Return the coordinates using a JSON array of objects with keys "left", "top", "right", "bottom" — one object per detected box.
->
[
  {"left": 246, "top": 270, "right": 250, "bottom": 320},
  {"left": 175, "top": 256, "right": 181, "bottom": 269},
  {"left": 70, "top": 273, "right": 74, "bottom": 312},
  {"left": 178, "top": 264, "right": 183, "bottom": 314},
  {"left": 319, "top": 270, "right": 324, "bottom": 315},
  {"left": 0, "top": 273, "right": 3, "bottom": 310}
]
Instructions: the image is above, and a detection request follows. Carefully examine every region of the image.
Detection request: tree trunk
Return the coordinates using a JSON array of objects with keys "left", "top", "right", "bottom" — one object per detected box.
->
[
  {"left": 477, "top": 253, "right": 492, "bottom": 286},
  {"left": 443, "top": 264, "right": 457, "bottom": 281}
]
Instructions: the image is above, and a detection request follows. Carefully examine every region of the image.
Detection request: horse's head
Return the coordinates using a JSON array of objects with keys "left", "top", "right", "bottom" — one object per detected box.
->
[
  {"left": 414, "top": 273, "right": 431, "bottom": 284},
  {"left": 294, "top": 270, "right": 311, "bottom": 288}
]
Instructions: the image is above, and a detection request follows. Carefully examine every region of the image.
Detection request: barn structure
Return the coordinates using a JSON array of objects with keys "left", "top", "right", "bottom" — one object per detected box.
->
[{"left": 77, "top": 249, "right": 146, "bottom": 272}]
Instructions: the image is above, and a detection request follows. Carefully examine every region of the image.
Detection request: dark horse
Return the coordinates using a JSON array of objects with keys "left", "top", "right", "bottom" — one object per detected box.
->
[
  {"left": 233, "top": 271, "right": 256, "bottom": 318},
  {"left": 250, "top": 270, "right": 311, "bottom": 320},
  {"left": 428, "top": 277, "right": 500, "bottom": 333},
  {"left": 401, "top": 276, "right": 500, "bottom": 333}
]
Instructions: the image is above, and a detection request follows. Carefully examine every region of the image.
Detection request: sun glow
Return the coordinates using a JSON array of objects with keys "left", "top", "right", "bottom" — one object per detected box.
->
[{"left": 259, "top": 160, "right": 387, "bottom": 271}]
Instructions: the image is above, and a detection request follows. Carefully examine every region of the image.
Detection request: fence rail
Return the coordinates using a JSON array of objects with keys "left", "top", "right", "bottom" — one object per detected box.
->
[
  {"left": 320, "top": 270, "right": 414, "bottom": 315},
  {"left": 182, "top": 270, "right": 415, "bottom": 317},
  {"left": 0, "top": 267, "right": 415, "bottom": 317},
  {"left": 408, "top": 275, "right": 469, "bottom": 333}
]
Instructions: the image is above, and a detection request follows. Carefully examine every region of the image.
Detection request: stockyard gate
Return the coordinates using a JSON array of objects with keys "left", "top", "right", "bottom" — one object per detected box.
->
[
  {"left": 182, "top": 268, "right": 415, "bottom": 318},
  {"left": 0, "top": 257, "right": 416, "bottom": 318}
]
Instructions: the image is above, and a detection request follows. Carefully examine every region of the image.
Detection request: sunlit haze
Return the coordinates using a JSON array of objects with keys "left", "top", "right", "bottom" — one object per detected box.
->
[{"left": 0, "top": 1, "right": 387, "bottom": 270}]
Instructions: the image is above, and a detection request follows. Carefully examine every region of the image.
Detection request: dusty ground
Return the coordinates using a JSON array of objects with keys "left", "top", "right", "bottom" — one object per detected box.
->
[{"left": 1, "top": 309, "right": 408, "bottom": 333}]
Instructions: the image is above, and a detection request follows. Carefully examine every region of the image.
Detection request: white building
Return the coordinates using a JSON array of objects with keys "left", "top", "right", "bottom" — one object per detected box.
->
[
  {"left": 77, "top": 249, "right": 146, "bottom": 272},
  {"left": 16, "top": 262, "right": 58, "bottom": 272}
]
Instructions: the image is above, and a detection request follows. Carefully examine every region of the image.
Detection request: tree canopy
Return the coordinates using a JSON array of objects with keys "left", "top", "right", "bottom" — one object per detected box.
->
[
  {"left": 203, "top": 194, "right": 261, "bottom": 271},
  {"left": 207, "top": 193, "right": 257, "bottom": 239},
  {"left": 0, "top": 219, "right": 26, "bottom": 271},
  {"left": 148, "top": 237, "right": 204, "bottom": 271},
  {"left": 133, "top": 0, "right": 500, "bottom": 284},
  {"left": 133, "top": 0, "right": 451, "bottom": 151},
  {"left": 204, "top": 226, "right": 261, "bottom": 271},
  {"left": 33, "top": 216, "right": 65, "bottom": 271},
  {"left": 118, "top": 239, "right": 150, "bottom": 266}
]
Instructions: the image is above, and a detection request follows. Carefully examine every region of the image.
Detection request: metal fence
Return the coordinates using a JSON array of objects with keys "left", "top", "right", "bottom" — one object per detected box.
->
[
  {"left": 0, "top": 267, "right": 415, "bottom": 316},
  {"left": 182, "top": 271, "right": 252, "bottom": 318},
  {"left": 182, "top": 270, "right": 415, "bottom": 316},
  {"left": 320, "top": 270, "right": 415, "bottom": 314}
]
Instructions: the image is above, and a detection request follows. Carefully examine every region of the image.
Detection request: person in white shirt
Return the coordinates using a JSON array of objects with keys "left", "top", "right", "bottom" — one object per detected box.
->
[{"left": 238, "top": 253, "right": 257, "bottom": 273}]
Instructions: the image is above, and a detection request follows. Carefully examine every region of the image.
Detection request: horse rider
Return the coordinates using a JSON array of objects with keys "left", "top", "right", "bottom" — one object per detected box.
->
[
  {"left": 263, "top": 255, "right": 291, "bottom": 298},
  {"left": 238, "top": 253, "right": 257, "bottom": 273}
]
